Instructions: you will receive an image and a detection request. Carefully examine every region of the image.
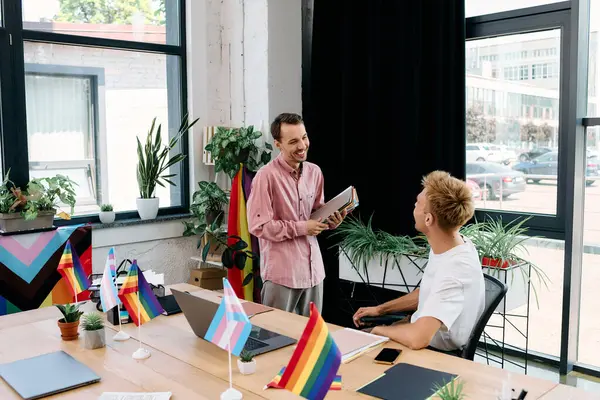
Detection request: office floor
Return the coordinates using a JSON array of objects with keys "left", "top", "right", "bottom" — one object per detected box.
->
[{"left": 474, "top": 353, "right": 600, "bottom": 394}]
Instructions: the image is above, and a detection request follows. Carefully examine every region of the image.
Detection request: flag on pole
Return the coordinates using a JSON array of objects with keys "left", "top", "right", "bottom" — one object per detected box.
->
[
  {"left": 204, "top": 278, "right": 252, "bottom": 356},
  {"left": 99, "top": 247, "right": 120, "bottom": 312},
  {"left": 275, "top": 302, "right": 342, "bottom": 400},
  {"left": 266, "top": 367, "right": 342, "bottom": 391},
  {"left": 57, "top": 240, "right": 91, "bottom": 297},
  {"left": 117, "top": 261, "right": 164, "bottom": 326}
]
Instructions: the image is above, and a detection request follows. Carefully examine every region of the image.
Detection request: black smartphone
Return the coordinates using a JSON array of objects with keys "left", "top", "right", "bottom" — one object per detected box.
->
[{"left": 374, "top": 348, "right": 402, "bottom": 365}]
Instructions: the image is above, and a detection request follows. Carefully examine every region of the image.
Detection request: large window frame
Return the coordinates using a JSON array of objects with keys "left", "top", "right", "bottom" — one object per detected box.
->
[
  {"left": 0, "top": 0, "right": 189, "bottom": 225},
  {"left": 467, "top": 0, "right": 593, "bottom": 378}
]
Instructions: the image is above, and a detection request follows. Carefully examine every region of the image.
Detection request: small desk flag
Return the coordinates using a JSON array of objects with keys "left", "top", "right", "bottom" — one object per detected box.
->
[
  {"left": 275, "top": 302, "right": 342, "bottom": 400},
  {"left": 57, "top": 240, "right": 91, "bottom": 297},
  {"left": 99, "top": 247, "right": 121, "bottom": 312},
  {"left": 204, "top": 278, "right": 252, "bottom": 356},
  {"left": 118, "top": 261, "right": 164, "bottom": 326}
]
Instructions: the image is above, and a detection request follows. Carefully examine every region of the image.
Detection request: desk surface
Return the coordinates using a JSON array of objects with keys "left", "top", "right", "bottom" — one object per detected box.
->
[{"left": 0, "top": 282, "right": 595, "bottom": 399}]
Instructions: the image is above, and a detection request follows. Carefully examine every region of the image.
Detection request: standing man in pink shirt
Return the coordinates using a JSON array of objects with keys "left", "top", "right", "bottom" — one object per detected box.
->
[{"left": 246, "top": 113, "right": 345, "bottom": 316}]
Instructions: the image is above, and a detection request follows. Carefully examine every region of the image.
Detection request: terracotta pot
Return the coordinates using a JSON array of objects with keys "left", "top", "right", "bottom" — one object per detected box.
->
[
  {"left": 481, "top": 257, "right": 516, "bottom": 269},
  {"left": 58, "top": 319, "right": 80, "bottom": 341}
]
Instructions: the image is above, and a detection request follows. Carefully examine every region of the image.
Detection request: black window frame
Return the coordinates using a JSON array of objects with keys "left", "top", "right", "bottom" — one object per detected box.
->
[
  {"left": 467, "top": 2, "right": 572, "bottom": 240},
  {"left": 468, "top": 0, "right": 596, "bottom": 378},
  {"left": 0, "top": 0, "right": 189, "bottom": 225}
]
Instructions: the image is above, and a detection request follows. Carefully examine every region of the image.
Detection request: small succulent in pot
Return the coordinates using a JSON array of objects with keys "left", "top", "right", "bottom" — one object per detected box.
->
[
  {"left": 237, "top": 349, "right": 256, "bottom": 375},
  {"left": 81, "top": 312, "right": 106, "bottom": 350},
  {"left": 56, "top": 303, "right": 84, "bottom": 341},
  {"left": 99, "top": 203, "right": 115, "bottom": 224}
]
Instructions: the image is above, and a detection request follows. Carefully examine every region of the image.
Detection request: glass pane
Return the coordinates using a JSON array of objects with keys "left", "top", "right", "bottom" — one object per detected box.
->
[
  {"left": 21, "top": 0, "right": 179, "bottom": 45},
  {"left": 579, "top": 0, "right": 600, "bottom": 368},
  {"left": 24, "top": 41, "right": 183, "bottom": 215},
  {"left": 466, "top": 0, "right": 566, "bottom": 17},
  {"left": 466, "top": 29, "right": 561, "bottom": 215}
]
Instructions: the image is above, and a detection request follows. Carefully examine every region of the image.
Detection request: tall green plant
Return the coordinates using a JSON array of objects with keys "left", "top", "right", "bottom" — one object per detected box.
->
[
  {"left": 204, "top": 126, "right": 272, "bottom": 179},
  {"left": 136, "top": 114, "right": 199, "bottom": 199}
]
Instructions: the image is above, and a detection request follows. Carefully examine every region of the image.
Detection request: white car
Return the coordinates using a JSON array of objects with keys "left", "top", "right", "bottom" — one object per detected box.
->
[{"left": 466, "top": 144, "right": 503, "bottom": 163}]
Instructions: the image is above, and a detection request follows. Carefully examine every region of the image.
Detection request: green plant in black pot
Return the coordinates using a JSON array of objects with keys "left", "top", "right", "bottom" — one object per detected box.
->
[
  {"left": 204, "top": 126, "right": 272, "bottom": 179},
  {"left": 191, "top": 181, "right": 229, "bottom": 225}
]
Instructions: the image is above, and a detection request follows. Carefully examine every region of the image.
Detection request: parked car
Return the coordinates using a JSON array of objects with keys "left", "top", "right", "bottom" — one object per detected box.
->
[
  {"left": 518, "top": 147, "right": 553, "bottom": 162},
  {"left": 512, "top": 151, "right": 598, "bottom": 185},
  {"left": 466, "top": 144, "right": 503, "bottom": 163},
  {"left": 466, "top": 162, "right": 526, "bottom": 199},
  {"left": 466, "top": 179, "right": 482, "bottom": 199}
]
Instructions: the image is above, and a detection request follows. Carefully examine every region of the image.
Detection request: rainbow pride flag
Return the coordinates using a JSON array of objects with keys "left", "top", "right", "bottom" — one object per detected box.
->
[
  {"left": 117, "top": 261, "right": 164, "bottom": 326},
  {"left": 276, "top": 302, "right": 342, "bottom": 400},
  {"left": 227, "top": 165, "right": 255, "bottom": 300},
  {"left": 265, "top": 367, "right": 341, "bottom": 391},
  {"left": 56, "top": 240, "right": 91, "bottom": 298}
]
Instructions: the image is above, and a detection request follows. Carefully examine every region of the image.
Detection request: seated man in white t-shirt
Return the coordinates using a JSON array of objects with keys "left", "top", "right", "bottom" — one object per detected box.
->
[{"left": 352, "top": 171, "right": 485, "bottom": 352}]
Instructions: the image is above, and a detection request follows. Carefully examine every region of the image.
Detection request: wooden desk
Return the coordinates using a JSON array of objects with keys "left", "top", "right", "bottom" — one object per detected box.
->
[{"left": 0, "top": 282, "right": 593, "bottom": 399}]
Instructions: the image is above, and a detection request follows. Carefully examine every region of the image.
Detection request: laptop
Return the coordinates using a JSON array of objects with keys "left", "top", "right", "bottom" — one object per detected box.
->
[
  {"left": 171, "top": 288, "right": 297, "bottom": 356},
  {"left": 0, "top": 351, "right": 100, "bottom": 399}
]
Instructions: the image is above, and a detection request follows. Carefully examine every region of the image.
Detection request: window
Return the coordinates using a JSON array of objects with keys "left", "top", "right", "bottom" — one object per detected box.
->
[
  {"left": 0, "top": 1, "right": 187, "bottom": 222},
  {"left": 21, "top": 0, "right": 179, "bottom": 45},
  {"left": 466, "top": 29, "right": 562, "bottom": 216},
  {"left": 466, "top": 0, "right": 566, "bottom": 17}
]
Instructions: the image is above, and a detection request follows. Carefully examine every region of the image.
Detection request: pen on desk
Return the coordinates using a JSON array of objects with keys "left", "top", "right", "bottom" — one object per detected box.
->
[{"left": 517, "top": 389, "right": 528, "bottom": 399}]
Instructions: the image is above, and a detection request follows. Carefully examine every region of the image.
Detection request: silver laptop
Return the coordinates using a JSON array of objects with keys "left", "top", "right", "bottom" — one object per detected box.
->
[
  {"left": 172, "top": 288, "right": 296, "bottom": 356},
  {"left": 0, "top": 351, "right": 100, "bottom": 399}
]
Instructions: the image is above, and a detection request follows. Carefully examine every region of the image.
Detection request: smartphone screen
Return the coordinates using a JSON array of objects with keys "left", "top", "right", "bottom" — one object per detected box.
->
[{"left": 374, "top": 348, "right": 402, "bottom": 364}]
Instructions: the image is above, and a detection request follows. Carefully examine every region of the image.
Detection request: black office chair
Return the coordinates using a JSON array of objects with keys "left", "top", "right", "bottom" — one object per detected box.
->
[
  {"left": 459, "top": 273, "right": 508, "bottom": 360},
  {"left": 358, "top": 274, "right": 508, "bottom": 360}
]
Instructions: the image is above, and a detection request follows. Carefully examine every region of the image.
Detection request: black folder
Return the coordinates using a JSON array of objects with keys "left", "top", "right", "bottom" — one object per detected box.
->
[{"left": 357, "top": 363, "right": 458, "bottom": 400}]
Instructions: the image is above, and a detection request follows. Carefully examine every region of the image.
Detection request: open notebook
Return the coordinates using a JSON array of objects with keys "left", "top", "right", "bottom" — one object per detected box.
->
[{"left": 331, "top": 328, "right": 388, "bottom": 363}]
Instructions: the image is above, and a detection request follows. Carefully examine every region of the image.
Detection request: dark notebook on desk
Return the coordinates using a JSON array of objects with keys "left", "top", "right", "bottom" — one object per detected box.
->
[
  {"left": 357, "top": 363, "right": 457, "bottom": 400},
  {"left": 0, "top": 351, "right": 100, "bottom": 399}
]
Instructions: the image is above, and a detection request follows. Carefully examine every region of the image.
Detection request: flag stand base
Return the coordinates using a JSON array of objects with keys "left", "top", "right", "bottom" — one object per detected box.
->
[
  {"left": 132, "top": 348, "right": 150, "bottom": 360},
  {"left": 113, "top": 331, "right": 130, "bottom": 341},
  {"left": 220, "top": 388, "right": 243, "bottom": 400}
]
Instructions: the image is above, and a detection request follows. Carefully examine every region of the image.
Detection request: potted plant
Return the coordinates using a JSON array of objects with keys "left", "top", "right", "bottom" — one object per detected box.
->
[
  {"left": 136, "top": 114, "right": 199, "bottom": 220},
  {"left": 183, "top": 213, "right": 261, "bottom": 289},
  {"left": 204, "top": 126, "right": 272, "bottom": 179},
  {"left": 99, "top": 204, "right": 115, "bottom": 224},
  {"left": 0, "top": 172, "right": 78, "bottom": 234},
  {"left": 191, "top": 181, "right": 229, "bottom": 225},
  {"left": 460, "top": 217, "right": 550, "bottom": 308},
  {"left": 81, "top": 312, "right": 106, "bottom": 349},
  {"left": 430, "top": 378, "right": 466, "bottom": 400},
  {"left": 56, "top": 303, "right": 84, "bottom": 341},
  {"left": 237, "top": 349, "right": 256, "bottom": 375}
]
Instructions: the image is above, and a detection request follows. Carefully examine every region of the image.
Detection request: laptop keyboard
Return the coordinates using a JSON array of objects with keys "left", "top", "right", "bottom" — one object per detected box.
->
[{"left": 244, "top": 338, "right": 268, "bottom": 351}]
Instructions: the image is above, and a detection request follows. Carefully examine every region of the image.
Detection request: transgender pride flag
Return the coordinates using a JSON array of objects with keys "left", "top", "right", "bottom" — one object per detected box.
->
[
  {"left": 99, "top": 247, "right": 120, "bottom": 312},
  {"left": 204, "top": 278, "right": 251, "bottom": 356}
]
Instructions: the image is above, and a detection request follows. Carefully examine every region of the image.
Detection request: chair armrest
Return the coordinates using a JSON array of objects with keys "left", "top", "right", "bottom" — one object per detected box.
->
[{"left": 360, "top": 312, "right": 410, "bottom": 326}]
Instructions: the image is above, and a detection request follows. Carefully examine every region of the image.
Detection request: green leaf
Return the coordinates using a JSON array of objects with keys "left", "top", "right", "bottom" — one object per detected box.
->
[
  {"left": 242, "top": 273, "right": 254, "bottom": 286},
  {"left": 222, "top": 248, "right": 234, "bottom": 268},
  {"left": 234, "top": 252, "right": 247, "bottom": 270},
  {"left": 202, "top": 242, "right": 211, "bottom": 262},
  {"left": 265, "top": 143, "right": 273, "bottom": 150},
  {"left": 231, "top": 239, "right": 248, "bottom": 251}
]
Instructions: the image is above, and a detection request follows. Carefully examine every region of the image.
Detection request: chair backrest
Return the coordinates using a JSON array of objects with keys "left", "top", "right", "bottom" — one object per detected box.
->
[{"left": 460, "top": 273, "right": 508, "bottom": 360}]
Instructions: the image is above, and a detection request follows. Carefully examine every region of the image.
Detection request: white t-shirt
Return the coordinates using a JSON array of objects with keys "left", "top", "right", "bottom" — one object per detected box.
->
[{"left": 410, "top": 236, "right": 485, "bottom": 351}]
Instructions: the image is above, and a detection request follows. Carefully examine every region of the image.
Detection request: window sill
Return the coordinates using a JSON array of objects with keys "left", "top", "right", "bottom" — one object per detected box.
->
[
  {"left": 91, "top": 213, "right": 195, "bottom": 248},
  {"left": 91, "top": 213, "right": 192, "bottom": 230}
]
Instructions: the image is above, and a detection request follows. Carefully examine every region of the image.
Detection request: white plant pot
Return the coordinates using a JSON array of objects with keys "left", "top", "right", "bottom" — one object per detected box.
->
[
  {"left": 136, "top": 198, "right": 159, "bottom": 220},
  {"left": 83, "top": 328, "right": 106, "bottom": 350},
  {"left": 237, "top": 359, "right": 256, "bottom": 375},
  {"left": 99, "top": 211, "right": 115, "bottom": 224},
  {"left": 338, "top": 249, "right": 426, "bottom": 293}
]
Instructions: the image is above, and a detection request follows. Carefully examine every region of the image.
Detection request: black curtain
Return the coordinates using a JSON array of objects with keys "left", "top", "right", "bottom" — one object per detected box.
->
[{"left": 304, "top": 1, "right": 466, "bottom": 325}]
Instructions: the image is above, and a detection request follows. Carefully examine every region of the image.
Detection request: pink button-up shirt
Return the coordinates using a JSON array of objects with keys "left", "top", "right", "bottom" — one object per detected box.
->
[{"left": 246, "top": 154, "right": 326, "bottom": 289}]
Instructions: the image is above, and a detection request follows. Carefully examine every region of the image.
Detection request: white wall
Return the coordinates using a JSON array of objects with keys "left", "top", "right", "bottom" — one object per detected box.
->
[{"left": 91, "top": 0, "right": 303, "bottom": 285}]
